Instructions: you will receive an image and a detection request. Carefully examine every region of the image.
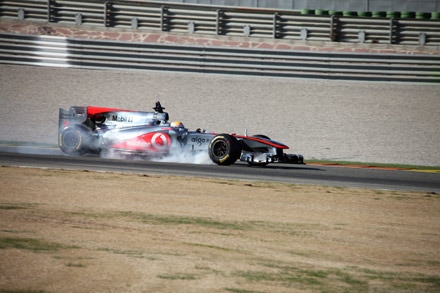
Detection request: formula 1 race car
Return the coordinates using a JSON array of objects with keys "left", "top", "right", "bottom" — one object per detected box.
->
[{"left": 58, "top": 102, "right": 304, "bottom": 166}]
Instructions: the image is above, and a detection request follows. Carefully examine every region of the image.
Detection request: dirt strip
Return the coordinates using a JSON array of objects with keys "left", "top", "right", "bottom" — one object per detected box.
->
[{"left": 1, "top": 166, "right": 439, "bottom": 292}]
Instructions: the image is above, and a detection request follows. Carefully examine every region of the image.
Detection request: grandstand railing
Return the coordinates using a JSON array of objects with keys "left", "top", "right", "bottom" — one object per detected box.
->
[
  {"left": 0, "top": 32, "right": 438, "bottom": 82},
  {"left": 0, "top": 0, "right": 439, "bottom": 46}
]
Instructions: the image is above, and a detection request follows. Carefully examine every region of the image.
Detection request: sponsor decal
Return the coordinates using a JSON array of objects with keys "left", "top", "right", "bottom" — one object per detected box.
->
[
  {"left": 126, "top": 140, "right": 152, "bottom": 148},
  {"left": 111, "top": 132, "right": 170, "bottom": 151},
  {"left": 151, "top": 133, "right": 169, "bottom": 150},
  {"left": 111, "top": 115, "right": 134, "bottom": 123},
  {"left": 191, "top": 137, "right": 209, "bottom": 146}
]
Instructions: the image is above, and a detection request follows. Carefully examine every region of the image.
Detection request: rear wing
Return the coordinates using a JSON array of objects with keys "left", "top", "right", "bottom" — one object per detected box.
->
[{"left": 58, "top": 106, "right": 88, "bottom": 132}]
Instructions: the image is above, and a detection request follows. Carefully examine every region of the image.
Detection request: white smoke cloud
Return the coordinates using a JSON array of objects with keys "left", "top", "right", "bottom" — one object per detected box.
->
[
  {"left": 99, "top": 148, "right": 132, "bottom": 160},
  {"left": 153, "top": 148, "right": 213, "bottom": 165},
  {"left": 100, "top": 142, "right": 214, "bottom": 165},
  {"left": 152, "top": 142, "right": 213, "bottom": 165}
]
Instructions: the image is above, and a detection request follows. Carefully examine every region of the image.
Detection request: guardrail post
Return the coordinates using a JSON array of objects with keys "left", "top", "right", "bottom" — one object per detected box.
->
[
  {"left": 300, "top": 28, "right": 307, "bottom": 40},
  {"left": 216, "top": 9, "right": 222, "bottom": 35},
  {"left": 104, "top": 1, "right": 112, "bottom": 27},
  {"left": 330, "top": 15, "right": 337, "bottom": 41},
  {"left": 75, "top": 13, "right": 82, "bottom": 25},
  {"left": 273, "top": 12, "right": 278, "bottom": 39},
  {"left": 244, "top": 25, "right": 251, "bottom": 37},
  {"left": 160, "top": 6, "right": 166, "bottom": 31},
  {"left": 132, "top": 17, "right": 138, "bottom": 29},
  {"left": 389, "top": 18, "right": 395, "bottom": 44},
  {"left": 188, "top": 21, "right": 195, "bottom": 34},
  {"left": 18, "top": 8, "right": 25, "bottom": 21},
  {"left": 47, "top": 0, "right": 54, "bottom": 22},
  {"left": 419, "top": 32, "right": 426, "bottom": 45},
  {"left": 358, "top": 30, "right": 366, "bottom": 43}
]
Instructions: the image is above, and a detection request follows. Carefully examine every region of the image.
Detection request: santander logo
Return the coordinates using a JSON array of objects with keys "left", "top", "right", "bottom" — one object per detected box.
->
[{"left": 112, "top": 132, "right": 170, "bottom": 151}]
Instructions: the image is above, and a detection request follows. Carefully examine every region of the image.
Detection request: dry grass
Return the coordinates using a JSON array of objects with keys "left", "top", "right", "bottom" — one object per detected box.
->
[{"left": 0, "top": 166, "right": 439, "bottom": 292}]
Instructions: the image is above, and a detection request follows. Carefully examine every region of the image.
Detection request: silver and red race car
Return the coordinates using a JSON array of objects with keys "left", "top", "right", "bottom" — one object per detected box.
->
[{"left": 58, "top": 102, "right": 304, "bottom": 166}]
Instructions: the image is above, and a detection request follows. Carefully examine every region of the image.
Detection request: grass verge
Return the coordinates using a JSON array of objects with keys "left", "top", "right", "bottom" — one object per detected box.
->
[
  {"left": 307, "top": 160, "right": 440, "bottom": 170},
  {"left": 0, "top": 237, "right": 78, "bottom": 252}
]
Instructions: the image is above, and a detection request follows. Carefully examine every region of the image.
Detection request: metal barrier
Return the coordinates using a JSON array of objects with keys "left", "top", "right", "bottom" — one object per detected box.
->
[
  {"left": 0, "top": 0, "right": 439, "bottom": 46},
  {"left": 0, "top": 33, "right": 438, "bottom": 82}
]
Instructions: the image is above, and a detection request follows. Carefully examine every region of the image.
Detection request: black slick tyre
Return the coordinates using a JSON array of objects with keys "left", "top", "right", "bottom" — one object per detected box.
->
[
  {"left": 59, "top": 126, "right": 93, "bottom": 156},
  {"left": 208, "top": 134, "right": 241, "bottom": 166}
]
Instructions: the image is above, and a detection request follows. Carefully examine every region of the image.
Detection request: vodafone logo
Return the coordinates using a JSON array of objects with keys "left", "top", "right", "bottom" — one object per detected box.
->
[
  {"left": 111, "top": 132, "right": 170, "bottom": 151},
  {"left": 126, "top": 140, "right": 151, "bottom": 148},
  {"left": 151, "top": 133, "right": 169, "bottom": 150}
]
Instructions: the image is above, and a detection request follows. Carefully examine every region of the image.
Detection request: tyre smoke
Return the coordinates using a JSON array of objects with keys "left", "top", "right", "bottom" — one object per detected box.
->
[
  {"left": 99, "top": 142, "right": 214, "bottom": 165},
  {"left": 152, "top": 144, "right": 213, "bottom": 165}
]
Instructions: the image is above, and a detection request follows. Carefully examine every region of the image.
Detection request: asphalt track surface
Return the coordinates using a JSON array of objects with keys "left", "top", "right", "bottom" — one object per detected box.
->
[{"left": 1, "top": 149, "right": 439, "bottom": 193}]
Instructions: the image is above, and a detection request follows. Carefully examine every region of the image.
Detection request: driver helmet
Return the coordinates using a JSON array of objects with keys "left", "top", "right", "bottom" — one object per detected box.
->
[{"left": 171, "top": 121, "right": 184, "bottom": 128}]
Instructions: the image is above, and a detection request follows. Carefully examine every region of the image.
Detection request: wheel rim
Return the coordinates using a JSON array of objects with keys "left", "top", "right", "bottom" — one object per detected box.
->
[
  {"left": 63, "top": 131, "right": 80, "bottom": 148},
  {"left": 212, "top": 140, "right": 228, "bottom": 158}
]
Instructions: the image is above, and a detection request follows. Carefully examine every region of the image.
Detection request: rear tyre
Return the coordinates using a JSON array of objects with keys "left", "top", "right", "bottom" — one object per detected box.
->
[
  {"left": 59, "top": 126, "right": 95, "bottom": 156},
  {"left": 208, "top": 134, "right": 241, "bottom": 166}
]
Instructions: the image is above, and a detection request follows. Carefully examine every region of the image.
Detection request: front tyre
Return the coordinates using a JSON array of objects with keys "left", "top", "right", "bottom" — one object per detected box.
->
[
  {"left": 208, "top": 134, "right": 241, "bottom": 166},
  {"left": 59, "top": 126, "right": 95, "bottom": 156}
]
